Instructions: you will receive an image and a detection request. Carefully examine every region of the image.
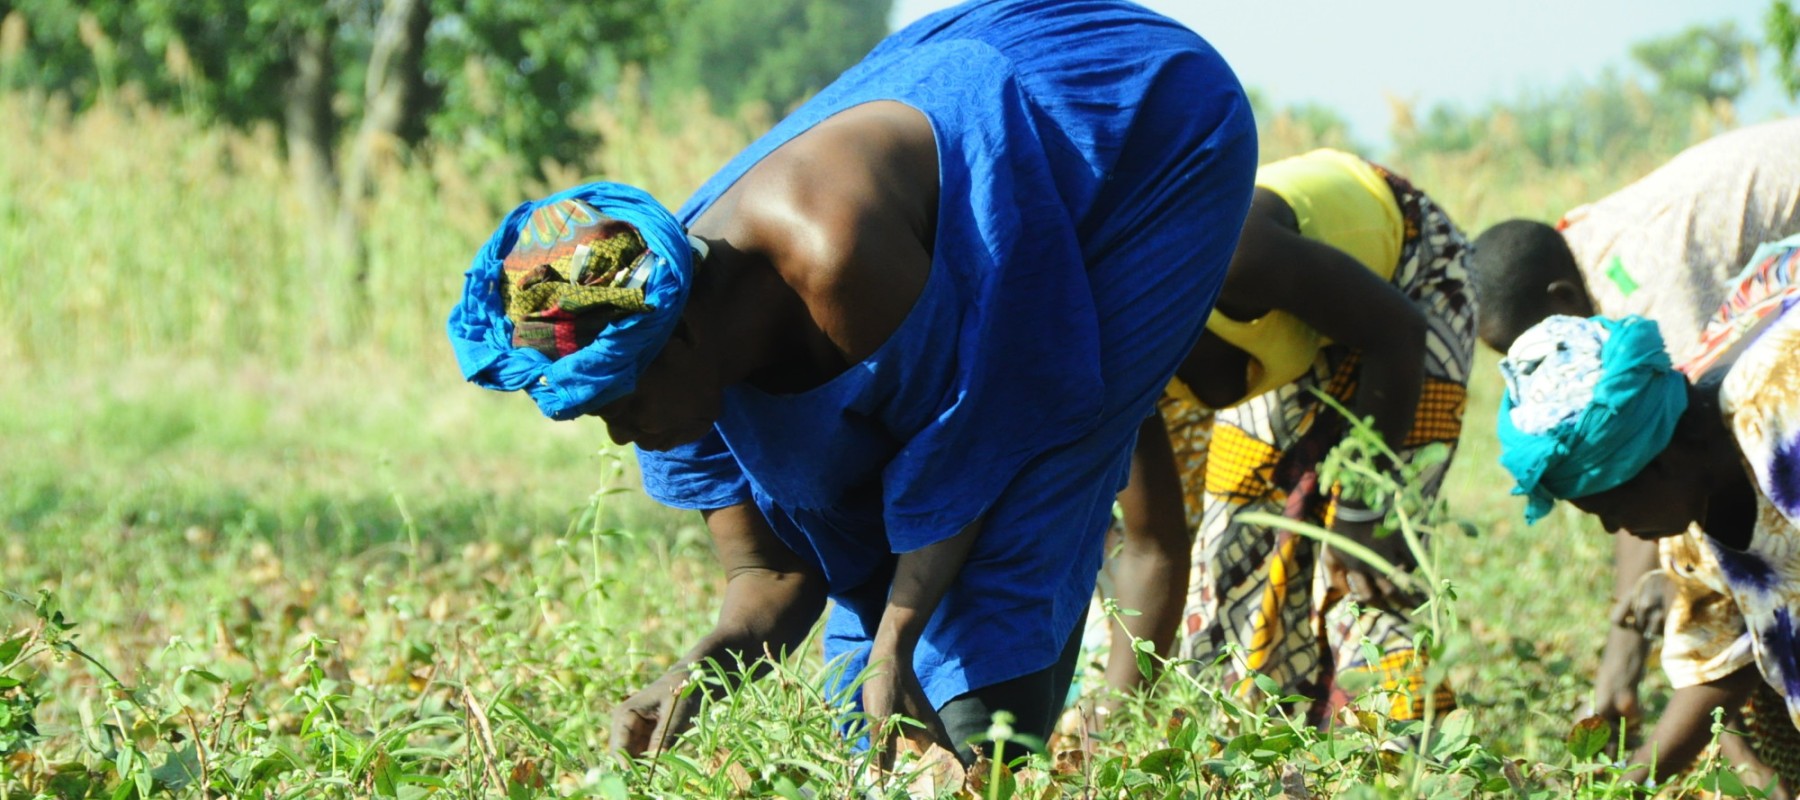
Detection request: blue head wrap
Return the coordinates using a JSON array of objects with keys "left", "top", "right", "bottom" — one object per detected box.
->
[
  {"left": 1496, "top": 315, "right": 1690, "bottom": 524},
  {"left": 447, "top": 182, "right": 694, "bottom": 420}
]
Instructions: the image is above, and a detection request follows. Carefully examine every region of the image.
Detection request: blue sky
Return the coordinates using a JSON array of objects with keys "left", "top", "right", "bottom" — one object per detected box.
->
[{"left": 890, "top": 0, "right": 1798, "bottom": 150}]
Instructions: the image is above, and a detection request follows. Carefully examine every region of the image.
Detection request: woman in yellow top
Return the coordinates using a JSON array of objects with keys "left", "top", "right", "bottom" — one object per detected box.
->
[{"left": 1092, "top": 149, "right": 1476, "bottom": 727}]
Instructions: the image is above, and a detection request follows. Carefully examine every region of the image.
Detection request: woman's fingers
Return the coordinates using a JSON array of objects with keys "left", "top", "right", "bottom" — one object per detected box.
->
[
  {"left": 610, "top": 702, "right": 660, "bottom": 756},
  {"left": 611, "top": 677, "right": 701, "bottom": 758}
]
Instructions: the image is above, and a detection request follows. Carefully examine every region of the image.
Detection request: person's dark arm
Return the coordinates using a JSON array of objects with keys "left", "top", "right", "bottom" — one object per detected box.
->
[
  {"left": 1220, "top": 193, "right": 1427, "bottom": 454},
  {"left": 1101, "top": 415, "right": 1191, "bottom": 708},
  {"left": 611, "top": 502, "right": 827, "bottom": 756},
  {"left": 862, "top": 518, "right": 983, "bottom": 763},
  {"left": 1592, "top": 535, "right": 1665, "bottom": 732},
  {"left": 1221, "top": 192, "right": 1429, "bottom": 604},
  {"left": 1624, "top": 666, "right": 1761, "bottom": 788}
]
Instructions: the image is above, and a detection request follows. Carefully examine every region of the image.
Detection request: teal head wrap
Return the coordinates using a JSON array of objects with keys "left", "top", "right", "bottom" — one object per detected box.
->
[{"left": 1496, "top": 315, "right": 1689, "bottom": 523}]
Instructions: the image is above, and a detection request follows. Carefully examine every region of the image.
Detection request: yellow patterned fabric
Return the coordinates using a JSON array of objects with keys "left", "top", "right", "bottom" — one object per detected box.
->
[
  {"left": 1203, "top": 422, "right": 1284, "bottom": 503},
  {"left": 1181, "top": 167, "right": 1477, "bottom": 724}
]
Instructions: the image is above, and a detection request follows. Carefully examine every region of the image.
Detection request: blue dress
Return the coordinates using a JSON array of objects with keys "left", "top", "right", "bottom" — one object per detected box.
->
[{"left": 638, "top": 0, "right": 1257, "bottom": 709}]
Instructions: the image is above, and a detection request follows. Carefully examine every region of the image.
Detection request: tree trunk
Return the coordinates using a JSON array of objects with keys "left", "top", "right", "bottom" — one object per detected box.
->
[
  {"left": 284, "top": 22, "right": 339, "bottom": 248},
  {"left": 282, "top": 22, "right": 347, "bottom": 346},
  {"left": 339, "top": 0, "right": 431, "bottom": 288}
]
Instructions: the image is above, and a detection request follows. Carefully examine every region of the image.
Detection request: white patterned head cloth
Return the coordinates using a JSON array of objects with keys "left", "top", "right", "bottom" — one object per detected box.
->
[{"left": 1499, "top": 314, "right": 1610, "bottom": 435}]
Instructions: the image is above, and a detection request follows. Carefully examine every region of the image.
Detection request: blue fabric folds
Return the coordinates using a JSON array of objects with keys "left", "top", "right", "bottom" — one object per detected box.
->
[
  {"left": 447, "top": 182, "right": 694, "bottom": 420},
  {"left": 637, "top": 0, "right": 1256, "bottom": 709},
  {"left": 1497, "top": 315, "right": 1690, "bottom": 523}
]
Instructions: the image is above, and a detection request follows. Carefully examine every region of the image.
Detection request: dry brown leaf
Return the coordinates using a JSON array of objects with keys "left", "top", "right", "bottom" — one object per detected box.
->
[
  {"left": 708, "top": 749, "right": 755, "bottom": 793},
  {"left": 898, "top": 739, "right": 967, "bottom": 797},
  {"left": 1052, "top": 746, "right": 1089, "bottom": 776},
  {"left": 1279, "top": 764, "right": 1312, "bottom": 799},
  {"left": 509, "top": 757, "right": 545, "bottom": 789}
]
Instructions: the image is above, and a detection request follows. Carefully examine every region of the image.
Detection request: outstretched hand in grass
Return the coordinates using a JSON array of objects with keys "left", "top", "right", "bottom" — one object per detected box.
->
[{"left": 610, "top": 669, "right": 705, "bottom": 758}]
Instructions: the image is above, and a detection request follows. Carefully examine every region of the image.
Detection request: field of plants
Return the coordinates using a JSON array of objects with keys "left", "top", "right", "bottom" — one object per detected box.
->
[{"left": 0, "top": 67, "right": 1786, "bottom": 798}]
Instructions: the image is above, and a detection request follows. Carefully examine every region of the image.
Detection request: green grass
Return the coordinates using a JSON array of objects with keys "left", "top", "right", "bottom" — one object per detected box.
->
[
  {"left": 0, "top": 90, "right": 1770, "bottom": 798},
  {"left": 0, "top": 361, "right": 1728, "bottom": 799}
]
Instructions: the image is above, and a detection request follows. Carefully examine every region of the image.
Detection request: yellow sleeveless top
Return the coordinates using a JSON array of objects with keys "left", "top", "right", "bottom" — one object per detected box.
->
[{"left": 1169, "top": 149, "right": 1404, "bottom": 410}]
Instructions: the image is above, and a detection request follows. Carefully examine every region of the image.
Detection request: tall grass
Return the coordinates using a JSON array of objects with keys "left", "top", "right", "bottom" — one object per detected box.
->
[
  {"left": 1, "top": 77, "right": 1737, "bottom": 373},
  {"left": 0, "top": 82, "right": 767, "bottom": 373}
]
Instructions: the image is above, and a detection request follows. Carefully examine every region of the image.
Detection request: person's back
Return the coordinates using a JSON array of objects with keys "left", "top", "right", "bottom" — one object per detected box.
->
[{"left": 1559, "top": 117, "right": 1800, "bottom": 353}]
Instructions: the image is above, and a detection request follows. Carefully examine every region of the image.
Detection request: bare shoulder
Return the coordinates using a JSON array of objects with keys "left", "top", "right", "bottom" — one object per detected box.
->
[{"left": 726, "top": 101, "right": 940, "bottom": 363}]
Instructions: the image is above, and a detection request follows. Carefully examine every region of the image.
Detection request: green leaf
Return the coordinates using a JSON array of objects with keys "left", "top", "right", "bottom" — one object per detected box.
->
[
  {"left": 0, "top": 634, "right": 27, "bottom": 664},
  {"left": 1170, "top": 718, "right": 1199, "bottom": 752},
  {"left": 1359, "top": 639, "right": 1385, "bottom": 670},
  {"left": 150, "top": 743, "right": 201, "bottom": 791},
  {"left": 1095, "top": 756, "right": 1125, "bottom": 788},
  {"left": 1251, "top": 672, "right": 1282, "bottom": 698},
  {"left": 181, "top": 667, "right": 225, "bottom": 684},
  {"left": 1564, "top": 716, "right": 1611, "bottom": 761},
  {"left": 1223, "top": 732, "right": 1262, "bottom": 759},
  {"left": 595, "top": 773, "right": 630, "bottom": 800},
  {"left": 771, "top": 774, "right": 806, "bottom": 800},
  {"left": 1428, "top": 709, "right": 1475, "bottom": 759},
  {"left": 1136, "top": 748, "right": 1187, "bottom": 778}
]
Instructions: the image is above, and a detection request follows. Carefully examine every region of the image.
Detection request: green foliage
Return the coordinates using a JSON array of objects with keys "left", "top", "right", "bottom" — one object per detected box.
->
[
  {"left": 0, "top": 0, "right": 891, "bottom": 172},
  {"left": 1393, "top": 68, "right": 1701, "bottom": 170},
  {"left": 2, "top": 0, "right": 337, "bottom": 125},
  {"left": 1770, "top": 0, "right": 1800, "bottom": 100},
  {"left": 0, "top": 1, "right": 669, "bottom": 171},
  {"left": 1247, "top": 87, "right": 1362, "bottom": 159},
  {"left": 1629, "top": 21, "right": 1752, "bottom": 105},
  {"left": 649, "top": 0, "right": 890, "bottom": 113},
  {"left": 425, "top": 0, "right": 667, "bottom": 167}
]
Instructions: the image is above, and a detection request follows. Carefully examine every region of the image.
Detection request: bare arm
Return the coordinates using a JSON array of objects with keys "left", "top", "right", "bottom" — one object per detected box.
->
[
  {"left": 700, "top": 503, "right": 831, "bottom": 656},
  {"left": 1591, "top": 534, "right": 1664, "bottom": 729},
  {"left": 611, "top": 503, "right": 827, "bottom": 756},
  {"left": 1102, "top": 415, "right": 1191, "bottom": 705},
  {"left": 863, "top": 519, "right": 984, "bottom": 760},
  {"left": 1218, "top": 190, "right": 1427, "bottom": 453},
  {"left": 1624, "top": 666, "right": 1760, "bottom": 787}
]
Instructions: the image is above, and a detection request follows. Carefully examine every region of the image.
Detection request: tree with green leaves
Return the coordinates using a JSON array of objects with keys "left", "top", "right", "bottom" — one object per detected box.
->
[
  {"left": 1770, "top": 0, "right": 1800, "bottom": 100},
  {"left": 650, "top": 0, "right": 890, "bottom": 113},
  {"left": 0, "top": 0, "right": 670, "bottom": 292},
  {"left": 1629, "top": 21, "right": 1752, "bottom": 106}
]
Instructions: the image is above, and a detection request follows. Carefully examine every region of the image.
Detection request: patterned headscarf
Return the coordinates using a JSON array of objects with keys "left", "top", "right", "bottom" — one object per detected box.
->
[
  {"left": 448, "top": 183, "right": 696, "bottom": 420},
  {"left": 1496, "top": 315, "right": 1690, "bottom": 523},
  {"left": 500, "top": 198, "right": 653, "bottom": 360}
]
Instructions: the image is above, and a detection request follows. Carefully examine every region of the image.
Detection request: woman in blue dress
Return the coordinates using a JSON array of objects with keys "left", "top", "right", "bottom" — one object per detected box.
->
[{"left": 449, "top": 0, "right": 1255, "bottom": 763}]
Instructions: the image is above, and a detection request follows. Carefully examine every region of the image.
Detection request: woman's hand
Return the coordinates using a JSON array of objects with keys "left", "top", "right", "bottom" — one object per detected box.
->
[
  {"left": 862, "top": 647, "right": 954, "bottom": 767},
  {"left": 608, "top": 503, "right": 826, "bottom": 759},
  {"left": 610, "top": 670, "right": 706, "bottom": 757},
  {"left": 867, "top": 517, "right": 984, "bottom": 766}
]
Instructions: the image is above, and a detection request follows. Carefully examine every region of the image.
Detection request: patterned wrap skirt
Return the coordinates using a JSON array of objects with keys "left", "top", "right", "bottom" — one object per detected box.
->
[{"left": 1174, "top": 167, "right": 1476, "bottom": 722}]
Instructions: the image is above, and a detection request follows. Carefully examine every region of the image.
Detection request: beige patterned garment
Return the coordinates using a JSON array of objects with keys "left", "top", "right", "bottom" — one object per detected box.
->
[
  {"left": 1660, "top": 303, "right": 1800, "bottom": 737},
  {"left": 1560, "top": 118, "right": 1800, "bottom": 356}
]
